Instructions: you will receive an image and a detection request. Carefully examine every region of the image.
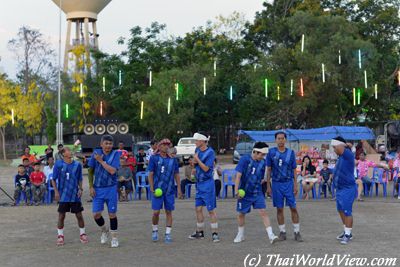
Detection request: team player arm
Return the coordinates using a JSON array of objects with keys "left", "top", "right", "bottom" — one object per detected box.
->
[
  {"left": 148, "top": 156, "right": 156, "bottom": 193},
  {"left": 235, "top": 172, "right": 242, "bottom": 198},
  {"left": 175, "top": 172, "right": 182, "bottom": 198},
  {"left": 94, "top": 153, "right": 117, "bottom": 175},
  {"left": 234, "top": 157, "right": 245, "bottom": 197},
  {"left": 52, "top": 164, "right": 60, "bottom": 201},
  {"left": 194, "top": 151, "right": 214, "bottom": 172},
  {"left": 77, "top": 164, "right": 83, "bottom": 197},
  {"left": 291, "top": 151, "right": 298, "bottom": 195}
]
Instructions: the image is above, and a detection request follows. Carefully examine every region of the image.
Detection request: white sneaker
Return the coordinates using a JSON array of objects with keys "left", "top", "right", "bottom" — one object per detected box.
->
[
  {"left": 100, "top": 231, "right": 109, "bottom": 244},
  {"left": 270, "top": 235, "right": 279, "bottom": 244},
  {"left": 398, "top": 195, "right": 400, "bottom": 200},
  {"left": 111, "top": 238, "right": 119, "bottom": 248},
  {"left": 234, "top": 233, "right": 245, "bottom": 243}
]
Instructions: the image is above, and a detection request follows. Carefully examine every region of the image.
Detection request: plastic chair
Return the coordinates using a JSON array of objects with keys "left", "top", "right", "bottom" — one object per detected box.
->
[
  {"left": 298, "top": 181, "right": 317, "bottom": 200},
  {"left": 317, "top": 181, "right": 333, "bottom": 199},
  {"left": 222, "top": 169, "right": 236, "bottom": 198},
  {"left": 135, "top": 171, "right": 150, "bottom": 200},
  {"left": 369, "top": 168, "right": 387, "bottom": 197}
]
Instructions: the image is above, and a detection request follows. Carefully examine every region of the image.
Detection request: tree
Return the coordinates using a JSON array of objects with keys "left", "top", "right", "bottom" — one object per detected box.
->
[
  {"left": 0, "top": 74, "right": 16, "bottom": 159},
  {"left": 8, "top": 26, "right": 56, "bottom": 93}
]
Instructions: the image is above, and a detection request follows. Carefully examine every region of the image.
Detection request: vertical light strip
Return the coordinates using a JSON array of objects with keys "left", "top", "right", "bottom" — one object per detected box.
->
[
  {"left": 290, "top": 79, "right": 293, "bottom": 96},
  {"left": 11, "top": 108, "right": 15, "bottom": 125},
  {"left": 80, "top": 83, "right": 84, "bottom": 98},
  {"left": 364, "top": 70, "right": 368, "bottom": 88},
  {"left": 140, "top": 101, "right": 144, "bottom": 120},
  {"left": 203, "top": 77, "right": 207, "bottom": 95},
  {"left": 300, "top": 78, "right": 304, "bottom": 97},
  {"left": 322, "top": 63, "right": 325, "bottom": 83},
  {"left": 149, "top": 70, "right": 152, "bottom": 87},
  {"left": 102, "top": 77, "right": 105, "bottom": 92},
  {"left": 213, "top": 60, "right": 217, "bottom": 77}
]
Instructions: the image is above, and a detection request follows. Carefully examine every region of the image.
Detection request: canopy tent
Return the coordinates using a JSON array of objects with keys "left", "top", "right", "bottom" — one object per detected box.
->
[{"left": 238, "top": 126, "right": 375, "bottom": 143}]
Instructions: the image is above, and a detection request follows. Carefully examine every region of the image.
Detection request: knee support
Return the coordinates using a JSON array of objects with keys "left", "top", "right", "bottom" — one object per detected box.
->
[
  {"left": 110, "top": 217, "right": 118, "bottom": 231},
  {"left": 94, "top": 216, "right": 105, "bottom": 227}
]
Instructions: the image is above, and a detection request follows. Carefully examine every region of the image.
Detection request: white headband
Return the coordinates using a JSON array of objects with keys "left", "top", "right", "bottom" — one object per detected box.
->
[
  {"left": 331, "top": 139, "right": 346, "bottom": 147},
  {"left": 193, "top": 133, "right": 209, "bottom": 141},
  {"left": 253, "top": 147, "right": 268, "bottom": 154}
]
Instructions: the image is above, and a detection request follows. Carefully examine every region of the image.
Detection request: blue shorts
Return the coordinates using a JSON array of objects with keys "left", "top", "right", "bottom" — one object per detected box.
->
[
  {"left": 237, "top": 193, "right": 266, "bottom": 214},
  {"left": 152, "top": 193, "right": 175, "bottom": 211},
  {"left": 92, "top": 185, "right": 118, "bottom": 214},
  {"left": 195, "top": 180, "right": 216, "bottom": 211},
  {"left": 272, "top": 180, "right": 296, "bottom": 208},
  {"left": 336, "top": 185, "right": 357, "bottom": 216}
]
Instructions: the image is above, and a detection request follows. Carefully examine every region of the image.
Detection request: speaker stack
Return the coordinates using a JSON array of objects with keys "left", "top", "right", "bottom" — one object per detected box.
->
[{"left": 83, "top": 120, "right": 130, "bottom": 135}]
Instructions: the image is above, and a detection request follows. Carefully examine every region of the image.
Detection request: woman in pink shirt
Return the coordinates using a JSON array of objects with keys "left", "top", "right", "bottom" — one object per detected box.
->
[{"left": 356, "top": 152, "right": 388, "bottom": 200}]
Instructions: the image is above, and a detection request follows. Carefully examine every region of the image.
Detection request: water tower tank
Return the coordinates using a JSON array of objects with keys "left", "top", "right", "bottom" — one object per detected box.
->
[{"left": 51, "top": 0, "right": 112, "bottom": 72}]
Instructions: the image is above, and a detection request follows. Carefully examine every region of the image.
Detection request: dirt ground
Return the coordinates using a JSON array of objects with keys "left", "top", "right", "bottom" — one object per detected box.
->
[{"left": 1, "top": 160, "right": 399, "bottom": 267}]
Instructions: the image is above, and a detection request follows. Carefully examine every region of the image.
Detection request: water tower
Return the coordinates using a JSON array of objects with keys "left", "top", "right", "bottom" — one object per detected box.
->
[{"left": 51, "top": 0, "right": 112, "bottom": 72}]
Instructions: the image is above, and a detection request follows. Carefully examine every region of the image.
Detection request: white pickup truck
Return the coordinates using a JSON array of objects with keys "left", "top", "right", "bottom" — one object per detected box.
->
[{"left": 176, "top": 137, "right": 196, "bottom": 165}]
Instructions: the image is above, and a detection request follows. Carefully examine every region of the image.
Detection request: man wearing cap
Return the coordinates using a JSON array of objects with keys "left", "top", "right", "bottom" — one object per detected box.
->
[
  {"left": 266, "top": 131, "right": 303, "bottom": 242},
  {"left": 188, "top": 132, "right": 220, "bottom": 242},
  {"left": 331, "top": 136, "right": 357, "bottom": 245},
  {"left": 233, "top": 142, "right": 278, "bottom": 244},
  {"left": 148, "top": 138, "right": 182, "bottom": 243}
]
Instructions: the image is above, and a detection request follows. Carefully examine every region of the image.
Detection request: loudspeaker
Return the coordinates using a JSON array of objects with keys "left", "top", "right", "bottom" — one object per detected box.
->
[
  {"left": 107, "top": 123, "right": 118, "bottom": 134},
  {"left": 84, "top": 124, "right": 95, "bottom": 135},
  {"left": 95, "top": 124, "right": 106, "bottom": 135},
  {"left": 118, "top": 123, "right": 129, "bottom": 134}
]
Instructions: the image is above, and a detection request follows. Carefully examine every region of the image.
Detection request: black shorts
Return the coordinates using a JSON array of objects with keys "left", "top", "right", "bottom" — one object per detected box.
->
[{"left": 58, "top": 202, "right": 84, "bottom": 214}]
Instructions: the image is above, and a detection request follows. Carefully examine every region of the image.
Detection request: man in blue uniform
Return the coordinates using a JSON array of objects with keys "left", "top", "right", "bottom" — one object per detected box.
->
[
  {"left": 51, "top": 147, "right": 88, "bottom": 246},
  {"left": 331, "top": 136, "right": 357, "bottom": 245},
  {"left": 88, "top": 135, "right": 121, "bottom": 248},
  {"left": 266, "top": 131, "right": 303, "bottom": 242},
  {"left": 148, "top": 138, "right": 182, "bottom": 243},
  {"left": 234, "top": 142, "right": 278, "bottom": 244},
  {"left": 188, "top": 132, "right": 220, "bottom": 242}
]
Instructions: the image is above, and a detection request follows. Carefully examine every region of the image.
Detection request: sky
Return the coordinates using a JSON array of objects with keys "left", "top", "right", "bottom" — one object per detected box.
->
[{"left": 0, "top": 0, "right": 266, "bottom": 79}]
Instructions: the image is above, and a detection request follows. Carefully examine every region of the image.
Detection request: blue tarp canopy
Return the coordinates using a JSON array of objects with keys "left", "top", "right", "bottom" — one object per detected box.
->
[{"left": 238, "top": 126, "right": 375, "bottom": 143}]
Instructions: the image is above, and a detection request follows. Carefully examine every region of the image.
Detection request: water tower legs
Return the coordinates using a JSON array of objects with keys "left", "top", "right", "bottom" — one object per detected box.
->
[{"left": 64, "top": 20, "right": 72, "bottom": 72}]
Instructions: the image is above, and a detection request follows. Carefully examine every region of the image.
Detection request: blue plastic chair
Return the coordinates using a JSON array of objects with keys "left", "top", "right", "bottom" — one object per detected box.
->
[
  {"left": 222, "top": 169, "right": 236, "bottom": 198},
  {"left": 135, "top": 171, "right": 150, "bottom": 200},
  {"left": 14, "top": 176, "right": 31, "bottom": 205},
  {"left": 369, "top": 168, "right": 387, "bottom": 197},
  {"left": 298, "top": 181, "right": 317, "bottom": 200},
  {"left": 317, "top": 181, "right": 334, "bottom": 199}
]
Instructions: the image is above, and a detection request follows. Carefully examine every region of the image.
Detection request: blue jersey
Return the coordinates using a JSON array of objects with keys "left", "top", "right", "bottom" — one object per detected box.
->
[
  {"left": 333, "top": 148, "right": 356, "bottom": 189},
  {"left": 52, "top": 159, "right": 82, "bottom": 202},
  {"left": 88, "top": 149, "right": 120, "bottom": 188},
  {"left": 266, "top": 147, "right": 297, "bottom": 183},
  {"left": 148, "top": 154, "right": 179, "bottom": 195},
  {"left": 194, "top": 147, "right": 215, "bottom": 194},
  {"left": 236, "top": 155, "right": 266, "bottom": 195}
]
